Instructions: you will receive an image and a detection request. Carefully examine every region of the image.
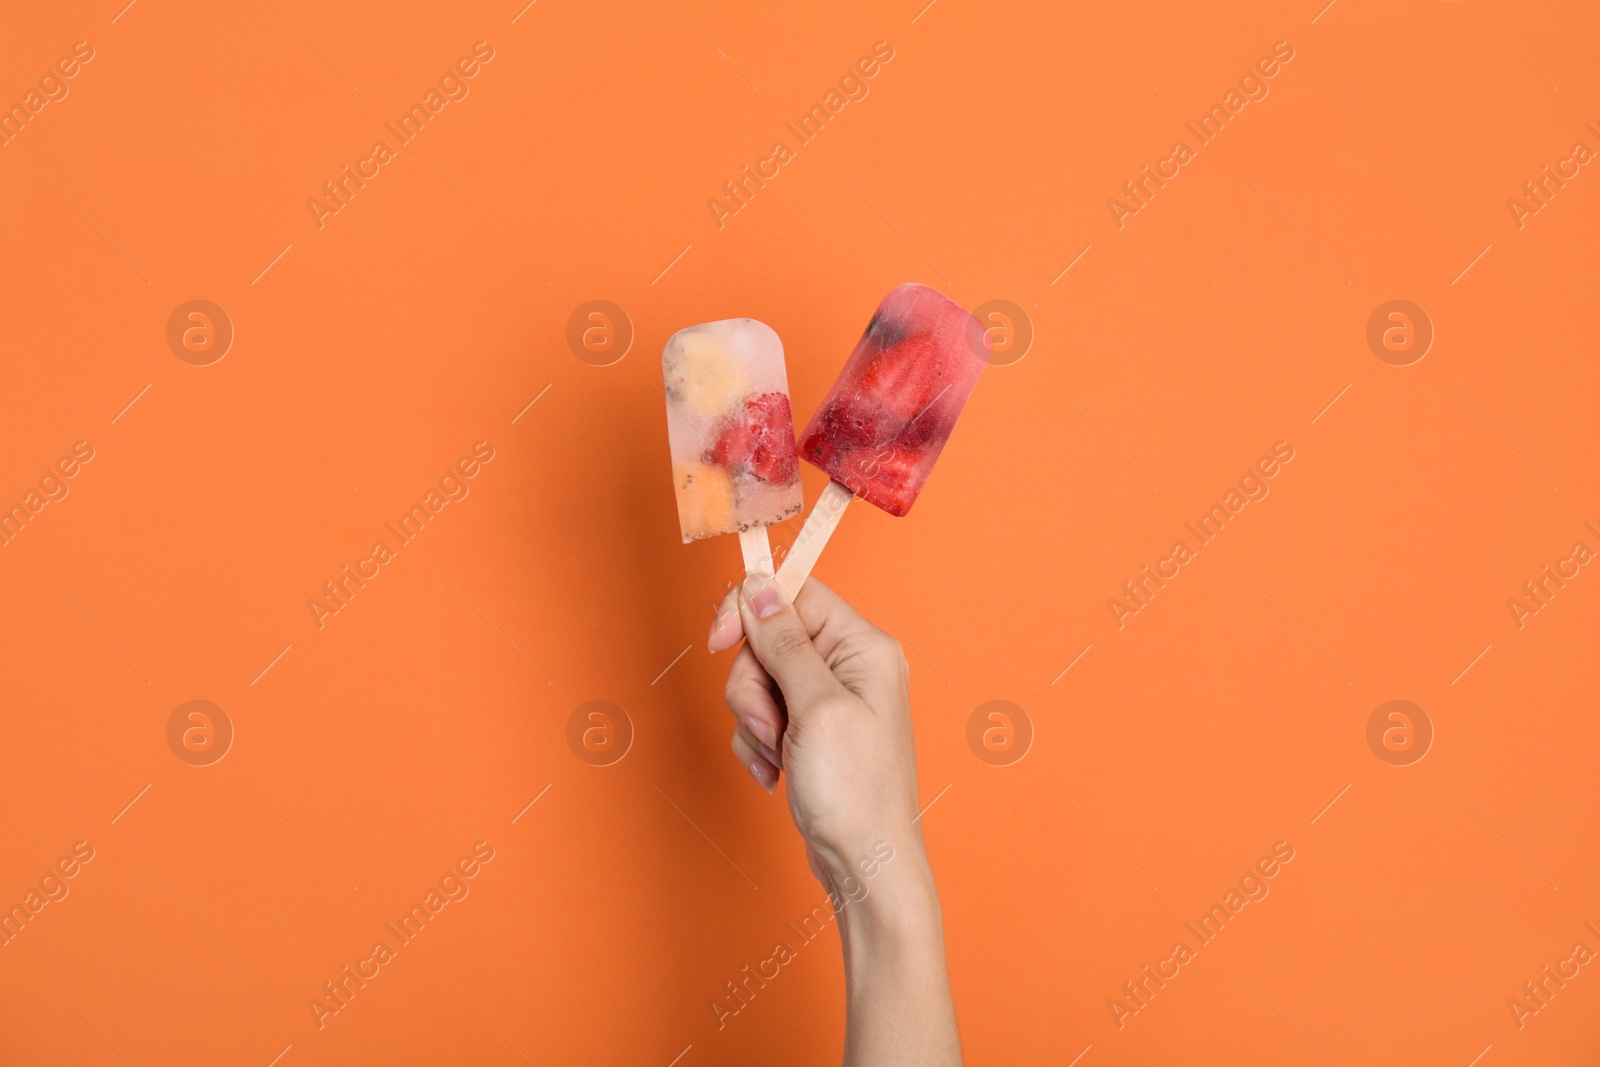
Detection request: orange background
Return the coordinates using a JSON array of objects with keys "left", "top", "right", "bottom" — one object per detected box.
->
[{"left": 1, "top": 0, "right": 1597, "bottom": 1064}]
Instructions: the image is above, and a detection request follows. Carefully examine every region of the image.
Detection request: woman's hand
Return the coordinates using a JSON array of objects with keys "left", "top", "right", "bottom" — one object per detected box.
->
[
  {"left": 710, "top": 575, "right": 962, "bottom": 1066},
  {"left": 715, "top": 576, "right": 918, "bottom": 873}
]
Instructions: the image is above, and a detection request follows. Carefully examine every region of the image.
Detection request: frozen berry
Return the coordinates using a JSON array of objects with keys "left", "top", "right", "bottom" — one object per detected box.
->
[{"left": 708, "top": 392, "right": 798, "bottom": 484}]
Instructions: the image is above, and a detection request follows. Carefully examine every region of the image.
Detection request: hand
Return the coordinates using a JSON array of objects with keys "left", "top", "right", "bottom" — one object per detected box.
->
[
  {"left": 713, "top": 575, "right": 921, "bottom": 878},
  {"left": 710, "top": 574, "right": 962, "bottom": 1066}
]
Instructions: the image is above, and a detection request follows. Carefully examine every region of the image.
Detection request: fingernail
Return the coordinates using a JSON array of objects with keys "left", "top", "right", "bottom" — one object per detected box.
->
[
  {"left": 741, "top": 714, "right": 777, "bottom": 752},
  {"left": 707, "top": 606, "right": 740, "bottom": 651},
  {"left": 741, "top": 574, "right": 784, "bottom": 620},
  {"left": 747, "top": 760, "right": 776, "bottom": 795}
]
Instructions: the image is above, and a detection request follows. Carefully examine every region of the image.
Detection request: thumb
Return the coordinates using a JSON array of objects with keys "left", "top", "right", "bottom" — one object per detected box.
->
[{"left": 737, "top": 573, "right": 841, "bottom": 710}]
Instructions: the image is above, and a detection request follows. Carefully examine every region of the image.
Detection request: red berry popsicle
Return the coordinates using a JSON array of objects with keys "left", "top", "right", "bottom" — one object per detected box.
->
[{"left": 776, "top": 283, "right": 988, "bottom": 598}]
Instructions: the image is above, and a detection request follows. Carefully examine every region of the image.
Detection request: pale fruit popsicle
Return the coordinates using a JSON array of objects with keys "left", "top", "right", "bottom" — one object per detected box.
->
[
  {"left": 663, "top": 318, "right": 802, "bottom": 545},
  {"left": 797, "top": 283, "right": 987, "bottom": 516},
  {"left": 775, "top": 284, "right": 987, "bottom": 599}
]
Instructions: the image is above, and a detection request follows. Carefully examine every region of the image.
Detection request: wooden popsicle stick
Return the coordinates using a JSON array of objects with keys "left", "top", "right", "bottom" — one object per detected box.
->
[
  {"left": 775, "top": 480, "right": 854, "bottom": 600},
  {"left": 738, "top": 527, "right": 775, "bottom": 577}
]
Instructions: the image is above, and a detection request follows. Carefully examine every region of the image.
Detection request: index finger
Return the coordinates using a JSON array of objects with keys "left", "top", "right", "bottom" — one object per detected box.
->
[
  {"left": 710, "top": 577, "right": 881, "bottom": 657},
  {"left": 708, "top": 585, "right": 745, "bottom": 652}
]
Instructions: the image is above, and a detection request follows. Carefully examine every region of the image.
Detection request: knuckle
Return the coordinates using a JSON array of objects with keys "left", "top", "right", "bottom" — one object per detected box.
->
[
  {"left": 873, "top": 629, "right": 904, "bottom": 662},
  {"left": 854, "top": 627, "right": 903, "bottom": 670}
]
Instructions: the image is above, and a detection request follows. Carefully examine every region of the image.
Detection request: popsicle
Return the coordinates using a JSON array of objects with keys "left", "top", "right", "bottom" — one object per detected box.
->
[
  {"left": 775, "top": 283, "right": 988, "bottom": 599},
  {"left": 663, "top": 318, "right": 802, "bottom": 576}
]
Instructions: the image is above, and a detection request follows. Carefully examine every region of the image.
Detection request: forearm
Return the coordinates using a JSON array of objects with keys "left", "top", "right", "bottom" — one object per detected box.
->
[{"left": 833, "top": 849, "right": 962, "bottom": 1066}]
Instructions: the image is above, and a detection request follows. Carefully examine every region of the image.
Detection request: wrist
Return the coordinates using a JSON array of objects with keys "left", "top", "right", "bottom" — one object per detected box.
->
[
  {"left": 814, "top": 832, "right": 925, "bottom": 906},
  {"left": 833, "top": 847, "right": 951, "bottom": 1043},
  {"left": 827, "top": 843, "right": 941, "bottom": 944}
]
